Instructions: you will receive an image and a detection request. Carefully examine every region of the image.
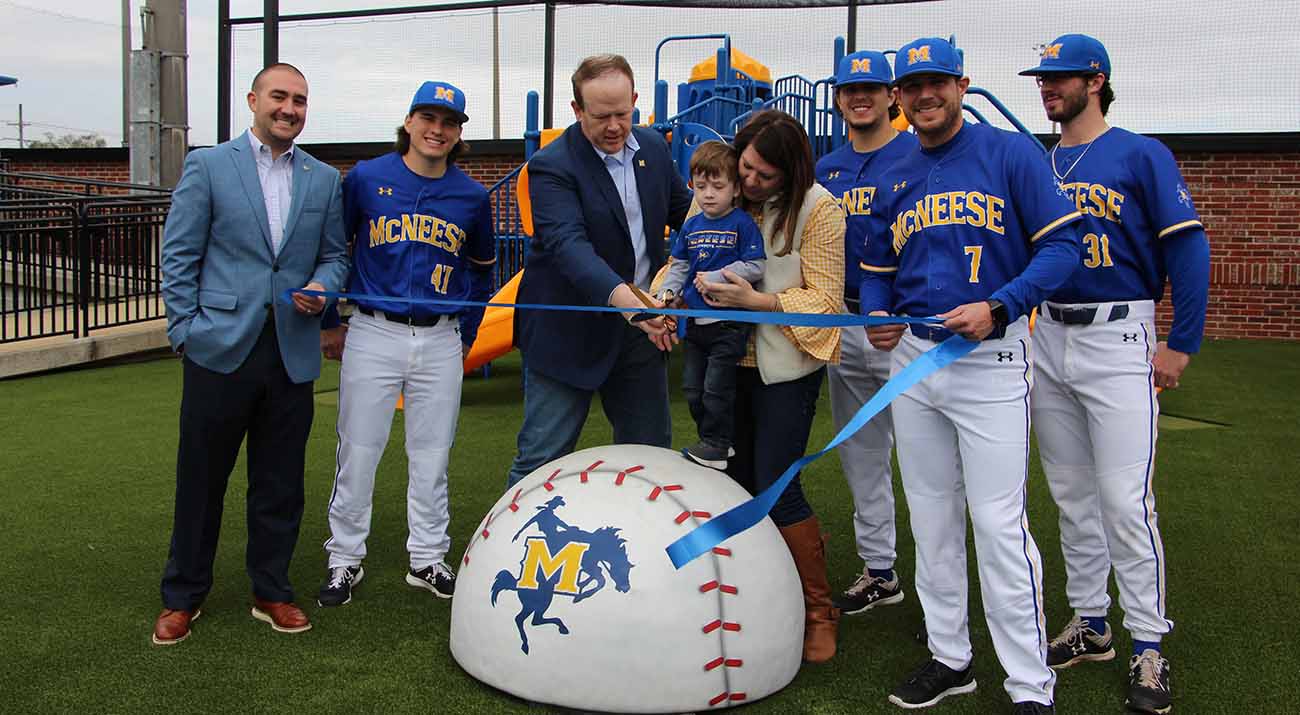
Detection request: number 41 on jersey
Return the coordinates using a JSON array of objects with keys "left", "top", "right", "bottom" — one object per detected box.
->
[{"left": 430, "top": 264, "right": 454, "bottom": 294}]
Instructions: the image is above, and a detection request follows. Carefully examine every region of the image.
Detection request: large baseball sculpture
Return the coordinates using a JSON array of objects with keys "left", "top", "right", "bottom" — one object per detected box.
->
[{"left": 450, "top": 445, "right": 803, "bottom": 712}]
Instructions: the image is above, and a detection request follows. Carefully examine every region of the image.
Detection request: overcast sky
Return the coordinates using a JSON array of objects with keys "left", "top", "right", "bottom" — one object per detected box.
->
[{"left": 2, "top": 0, "right": 1297, "bottom": 149}]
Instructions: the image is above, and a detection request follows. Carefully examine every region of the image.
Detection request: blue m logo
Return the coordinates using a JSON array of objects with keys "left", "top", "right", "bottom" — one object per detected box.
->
[{"left": 490, "top": 496, "right": 634, "bottom": 654}]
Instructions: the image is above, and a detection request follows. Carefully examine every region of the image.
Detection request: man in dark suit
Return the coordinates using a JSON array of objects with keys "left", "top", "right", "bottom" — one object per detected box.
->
[
  {"left": 506, "top": 54, "right": 693, "bottom": 487},
  {"left": 153, "top": 63, "right": 349, "bottom": 645}
]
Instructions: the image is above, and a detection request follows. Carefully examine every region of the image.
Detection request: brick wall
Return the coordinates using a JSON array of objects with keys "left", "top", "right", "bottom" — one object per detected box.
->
[
  {"left": 5, "top": 156, "right": 130, "bottom": 184},
  {"left": 1161, "top": 152, "right": 1300, "bottom": 341},
  {"left": 4, "top": 140, "right": 1298, "bottom": 342}
]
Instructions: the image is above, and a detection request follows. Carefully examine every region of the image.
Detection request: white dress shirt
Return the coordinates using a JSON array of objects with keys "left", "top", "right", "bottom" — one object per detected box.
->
[{"left": 248, "top": 130, "right": 295, "bottom": 256}]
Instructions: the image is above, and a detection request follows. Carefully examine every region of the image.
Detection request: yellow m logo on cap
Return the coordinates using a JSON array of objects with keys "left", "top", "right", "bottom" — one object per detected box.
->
[
  {"left": 907, "top": 46, "right": 931, "bottom": 65},
  {"left": 435, "top": 86, "right": 456, "bottom": 102},
  {"left": 851, "top": 58, "right": 871, "bottom": 73},
  {"left": 1041, "top": 43, "right": 1062, "bottom": 59}
]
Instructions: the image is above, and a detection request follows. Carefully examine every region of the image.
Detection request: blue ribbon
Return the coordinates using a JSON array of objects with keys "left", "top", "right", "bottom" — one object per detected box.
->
[
  {"left": 664, "top": 334, "right": 979, "bottom": 569},
  {"left": 281, "top": 289, "right": 945, "bottom": 329},
  {"left": 284, "top": 287, "right": 976, "bottom": 569}
]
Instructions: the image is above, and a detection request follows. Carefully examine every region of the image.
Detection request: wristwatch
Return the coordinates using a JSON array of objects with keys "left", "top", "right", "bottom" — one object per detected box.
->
[{"left": 985, "top": 299, "right": 1010, "bottom": 329}]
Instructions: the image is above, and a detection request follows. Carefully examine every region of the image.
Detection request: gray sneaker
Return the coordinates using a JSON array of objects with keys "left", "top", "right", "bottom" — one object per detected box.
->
[
  {"left": 834, "top": 570, "right": 905, "bottom": 614},
  {"left": 406, "top": 562, "right": 455, "bottom": 599},
  {"left": 682, "top": 441, "right": 732, "bottom": 470},
  {"left": 1046, "top": 615, "right": 1115, "bottom": 669}
]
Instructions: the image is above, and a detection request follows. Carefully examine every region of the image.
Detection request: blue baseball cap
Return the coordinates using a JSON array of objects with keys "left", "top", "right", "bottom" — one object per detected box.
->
[
  {"left": 834, "top": 51, "right": 893, "bottom": 87},
  {"left": 893, "top": 38, "right": 964, "bottom": 84},
  {"left": 409, "top": 81, "right": 469, "bottom": 123},
  {"left": 1019, "top": 34, "right": 1111, "bottom": 77}
]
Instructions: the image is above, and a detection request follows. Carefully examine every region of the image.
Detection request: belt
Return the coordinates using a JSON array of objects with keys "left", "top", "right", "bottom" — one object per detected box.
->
[
  {"left": 910, "top": 322, "right": 1007, "bottom": 342},
  {"left": 1046, "top": 303, "right": 1130, "bottom": 326},
  {"left": 359, "top": 307, "right": 444, "bottom": 327},
  {"left": 844, "top": 297, "right": 861, "bottom": 313}
]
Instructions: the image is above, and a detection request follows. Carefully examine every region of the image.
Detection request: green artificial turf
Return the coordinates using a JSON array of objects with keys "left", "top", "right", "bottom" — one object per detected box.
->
[{"left": 1, "top": 339, "right": 1296, "bottom": 714}]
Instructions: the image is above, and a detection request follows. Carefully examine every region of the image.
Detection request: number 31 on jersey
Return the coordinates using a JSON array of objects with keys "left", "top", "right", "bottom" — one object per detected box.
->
[{"left": 1082, "top": 232, "right": 1114, "bottom": 269}]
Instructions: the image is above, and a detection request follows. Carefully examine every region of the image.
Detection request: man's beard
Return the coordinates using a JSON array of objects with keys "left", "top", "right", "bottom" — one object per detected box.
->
[{"left": 1046, "top": 88, "right": 1089, "bottom": 123}]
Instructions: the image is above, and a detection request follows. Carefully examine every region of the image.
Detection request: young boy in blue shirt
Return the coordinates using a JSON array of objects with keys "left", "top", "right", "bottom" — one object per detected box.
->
[{"left": 657, "top": 141, "right": 766, "bottom": 469}]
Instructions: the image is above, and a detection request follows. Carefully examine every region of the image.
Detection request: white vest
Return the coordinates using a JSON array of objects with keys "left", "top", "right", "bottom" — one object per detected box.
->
[{"left": 754, "top": 183, "right": 837, "bottom": 385}]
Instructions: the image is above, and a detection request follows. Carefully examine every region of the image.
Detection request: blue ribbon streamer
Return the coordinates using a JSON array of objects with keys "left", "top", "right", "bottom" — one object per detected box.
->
[
  {"left": 281, "top": 288, "right": 945, "bottom": 329},
  {"left": 664, "top": 334, "right": 979, "bottom": 569},
  {"left": 284, "top": 287, "right": 976, "bottom": 569}
]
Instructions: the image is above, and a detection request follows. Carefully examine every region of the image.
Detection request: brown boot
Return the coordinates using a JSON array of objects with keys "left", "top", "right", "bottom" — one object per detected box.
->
[{"left": 779, "top": 516, "right": 840, "bottom": 663}]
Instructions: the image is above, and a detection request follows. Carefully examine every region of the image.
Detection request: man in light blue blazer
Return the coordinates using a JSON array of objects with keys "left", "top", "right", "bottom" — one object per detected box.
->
[{"left": 153, "top": 63, "right": 349, "bottom": 645}]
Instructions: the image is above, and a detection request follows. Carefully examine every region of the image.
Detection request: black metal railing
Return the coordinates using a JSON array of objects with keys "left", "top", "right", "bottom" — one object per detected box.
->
[
  {"left": 488, "top": 164, "right": 528, "bottom": 292},
  {"left": 0, "top": 172, "right": 171, "bottom": 343},
  {"left": 2, "top": 165, "right": 544, "bottom": 344}
]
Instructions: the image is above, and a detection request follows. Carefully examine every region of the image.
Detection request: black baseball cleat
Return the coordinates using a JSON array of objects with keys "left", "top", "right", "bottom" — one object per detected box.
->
[
  {"left": 406, "top": 562, "right": 455, "bottom": 599},
  {"left": 834, "top": 570, "right": 905, "bottom": 614},
  {"left": 1046, "top": 615, "right": 1116, "bottom": 668},
  {"left": 888, "top": 658, "right": 976, "bottom": 709},
  {"left": 1013, "top": 701, "right": 1055, "bottom": 714},
  {"left": 1126, "top": 649, "right": 1172, "bottom": 714},
  {"left": 317, "top": 565, "right": 364, "bottom": 607}
]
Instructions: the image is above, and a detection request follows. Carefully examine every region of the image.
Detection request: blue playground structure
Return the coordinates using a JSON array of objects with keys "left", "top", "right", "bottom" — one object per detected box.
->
[{"left": 485, "top": 33, "right": 1045, "bottom": 293}]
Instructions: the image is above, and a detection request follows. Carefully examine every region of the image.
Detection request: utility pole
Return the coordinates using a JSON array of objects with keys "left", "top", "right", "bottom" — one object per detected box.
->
[
  {"left": 122, "top": 0, "right": 131, "bottom": 148},
  {"left": 130, "top": 0, "right": 188, "bottom": 188},
  {"left": 14, "top": 104, "right": 24, "bottom": 148}
]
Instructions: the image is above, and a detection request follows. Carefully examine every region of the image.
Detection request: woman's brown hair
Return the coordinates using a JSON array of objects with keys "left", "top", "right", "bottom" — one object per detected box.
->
[{"left": 732, "top": 110, "right": 814, "bottom": 256}]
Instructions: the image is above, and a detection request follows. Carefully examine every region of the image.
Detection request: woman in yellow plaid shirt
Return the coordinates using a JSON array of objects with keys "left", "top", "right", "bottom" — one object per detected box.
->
[{"left": 694, "top": 110, "right": 846, "bottom": 664}]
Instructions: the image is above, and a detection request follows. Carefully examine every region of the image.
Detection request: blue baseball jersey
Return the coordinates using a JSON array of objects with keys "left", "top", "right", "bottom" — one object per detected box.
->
[
  {"left": 1046, "top": 128, "right": 1203, "bottom": 304},
  {"left": 669, "top": 208, "right": 766, "bottom": 310},
  {"left": 816, "top": 130, "right": 919, "bottom": 302},
  {"left": 342, "top": 152, "right": 494, "bottom": 318},
  {"left": 861, "top": 122, "right": 1082, "bottom": 320}
]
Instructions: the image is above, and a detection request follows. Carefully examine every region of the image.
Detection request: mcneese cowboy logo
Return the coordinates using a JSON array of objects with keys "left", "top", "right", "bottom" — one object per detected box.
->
[
  {"left": 907, "top": 45, "right": 931, "bottom": 65},
  {"left": 850, "top": 57, "right": 871, "bottom": 73},
  {"left": 491, "top": 496, "right": 633, "bottom": 654}
]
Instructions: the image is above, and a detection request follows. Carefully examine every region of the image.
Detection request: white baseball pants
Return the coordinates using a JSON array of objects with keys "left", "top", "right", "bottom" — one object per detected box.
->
[
  {"left": 891, "top": 319, "right": 1055, "bottom": 705},
  {"left": 325, "top": 311, "right": 463, "bottom": 570},
  {"left": 827, "top": 324, "right": 897, "bottom": 571},
  {"left": 1031, "top": 299, "right": 1172, "bottom": 643}
]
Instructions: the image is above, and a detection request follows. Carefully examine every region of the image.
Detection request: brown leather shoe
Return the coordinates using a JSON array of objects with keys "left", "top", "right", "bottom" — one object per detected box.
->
[
  {"left": 251, "top": 598, "right": 312, "bottom": 633},
  {"left": 779, "top": 516, "right": 840, "bottom": 663},
  {"left": 152, "top": 608, "right": 201, "bottom": 646}
]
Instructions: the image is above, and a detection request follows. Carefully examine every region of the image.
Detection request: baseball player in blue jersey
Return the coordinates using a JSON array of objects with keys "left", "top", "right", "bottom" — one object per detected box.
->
[
  {"left": 316, "top": 81, "right": 496, "bottom": 607},
  {"left": 657, "top": 140, "right": 766, "bottom": 469},
  {"left": 862, "top": 38, "right": 1083, "bottom": 714},
  {"left": 1021, "top": 35, "right": 1209, "bottom": 715},
  {"left": 816, "top": 49, "right": 919, "bottom": 616}
]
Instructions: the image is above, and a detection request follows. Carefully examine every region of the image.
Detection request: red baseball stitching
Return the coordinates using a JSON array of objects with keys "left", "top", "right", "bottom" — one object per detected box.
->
[
  {"left": 580, "top": 460, "right": 603, "bottom": 483},
  {"left": 698, "top": 581, "right": 739, "bottom": 595},
  {"left": 708, "top": 691, "right": 748, "bottom": 706}
]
